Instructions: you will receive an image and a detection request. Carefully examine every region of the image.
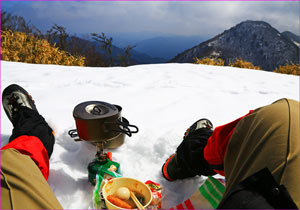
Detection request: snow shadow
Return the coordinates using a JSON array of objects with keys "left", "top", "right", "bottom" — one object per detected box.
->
[
  {"left": 48, "top": 168, "right": 94, "bottom": 208},
  {"left": 1, "top": 134, "right": 10, "bottom": 147},
  {"left": 55, "top": 130, "right": 96, "bottom": 173}
]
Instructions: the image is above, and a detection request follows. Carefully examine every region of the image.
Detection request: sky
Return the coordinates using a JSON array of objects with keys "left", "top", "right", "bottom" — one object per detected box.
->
[{"left": 1, "top": 1, "right": 299, "bottom": 39}]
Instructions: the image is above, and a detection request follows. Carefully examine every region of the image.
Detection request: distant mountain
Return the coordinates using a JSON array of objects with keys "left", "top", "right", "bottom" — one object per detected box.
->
[
  {"left": 106, "top": 43, "right": 166, "bottom": 65},
  {"left": 103, "top": 43, "right": 166, "bottom": 65},
  {"left": 171, "top": 20, "right": 299, "bottom": 71},
  {"left": 65, "top": 35, "right": 164, "bottom": 65},
  {"left": 105, "top": 31, "right": 171, "bottom": 48},
  {"left": 281, "top": 31, "right": 299, "bottom": 45},
  {"left": 134, "top": 35, "right": 207, "bottom": 60},
  {"left": 130, "top": 49, "right": 166, "bottom": 64},
  {"left": 75, "top": 34, "right": 206, "bottom": 64}
]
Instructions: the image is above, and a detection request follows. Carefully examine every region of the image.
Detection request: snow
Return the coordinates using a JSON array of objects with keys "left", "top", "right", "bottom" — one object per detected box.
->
[
  {"left": 293, "top": 40, "right": 299, "bottom": 47},
  {"left": 1, "top": 61, "right": 299, "bottom": 209}
]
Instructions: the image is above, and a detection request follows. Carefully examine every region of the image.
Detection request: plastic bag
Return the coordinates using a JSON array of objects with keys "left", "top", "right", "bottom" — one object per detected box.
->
[
  {"left": 92, "top": 159, "right": 122, "bottom": 209},
  {"left": 145, "top": 180, "right": 162, "bottom": 209}
]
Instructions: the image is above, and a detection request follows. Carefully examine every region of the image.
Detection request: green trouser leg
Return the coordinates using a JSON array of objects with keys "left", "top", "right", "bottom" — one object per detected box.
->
[
  {"left": 223, "top": 98, "right": 299, "bottom": 208},
  {"left": 1, "top": 149, "right": 63, "bottom": 209}
]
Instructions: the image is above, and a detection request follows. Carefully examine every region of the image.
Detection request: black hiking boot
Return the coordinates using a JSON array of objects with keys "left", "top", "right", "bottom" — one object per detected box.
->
[
  {"left": 2, "top": 84, "right": 38, "bottom": 123},
  {"left": 183, "top": 118, "right": 213, "bottom": 139},
  {"left": 162, "top": 119, "right": 214, "bottom": 181},
  {"left": 2, "top": 84, "right": 55, "bottom": 158}
]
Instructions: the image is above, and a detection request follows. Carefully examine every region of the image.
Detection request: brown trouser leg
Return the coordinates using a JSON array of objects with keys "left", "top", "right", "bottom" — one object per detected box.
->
[
  {"left": 1, "top": 149, "right": 63, "bottom": 209},
  {"left": 224, "top": 98, "right": 299, "bottom": 208}
]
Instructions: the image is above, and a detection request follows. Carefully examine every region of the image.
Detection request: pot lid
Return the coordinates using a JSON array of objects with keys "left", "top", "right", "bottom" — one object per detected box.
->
[{"left": 73, "top": 101, "right": 119, "bottom": 120}]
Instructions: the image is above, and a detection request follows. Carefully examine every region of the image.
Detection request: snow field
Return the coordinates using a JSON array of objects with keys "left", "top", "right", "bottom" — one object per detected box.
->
[{"left": 1, "top": 61, "right": 299, "bottom": 209}]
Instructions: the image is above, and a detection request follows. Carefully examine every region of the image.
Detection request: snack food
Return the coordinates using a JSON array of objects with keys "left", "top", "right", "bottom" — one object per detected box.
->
[
  {"left": 107, "top": 195, "right": 133, "bottom": 209},
  {"left": 92, "top": 159, "right": 122, "bottom": 209},
  {"left": 116, "top": 187, "right": 130, "bottom": 200},
  {"left": 145, "top": 180, "right": 162, "bottom": 209}
]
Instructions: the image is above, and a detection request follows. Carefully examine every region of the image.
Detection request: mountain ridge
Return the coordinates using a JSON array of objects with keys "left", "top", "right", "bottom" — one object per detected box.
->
[
  {"left": 171, "top": 20, "right": 299, "bottom": 71},
  {"left": 281, "top": 31, "right": 299, "bottom": 45},
  {"left": 134, "top": 35, "right": 207, "bottom": 60}
]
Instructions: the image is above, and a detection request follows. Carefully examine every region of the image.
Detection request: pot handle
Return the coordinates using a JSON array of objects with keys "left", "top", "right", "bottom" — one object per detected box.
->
[
  {"left": 68, "top": 129, "right": 78, "bottom": 138},
  {"left": 68, "top": 117, "right": 139, "bottom": 138},
  {"left": 117, "top": 117, "right": 139, "bottom": 137}
]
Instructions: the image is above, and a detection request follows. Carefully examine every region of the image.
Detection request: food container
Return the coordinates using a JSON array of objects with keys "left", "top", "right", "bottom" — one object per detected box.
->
[{"left": 102, "top": 177, "right": 153, "bottom": 209}]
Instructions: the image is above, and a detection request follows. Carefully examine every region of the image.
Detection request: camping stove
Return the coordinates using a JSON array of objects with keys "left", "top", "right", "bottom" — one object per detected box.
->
[{"left": 68, "top": 101, "right": 138, "bottom": 181}]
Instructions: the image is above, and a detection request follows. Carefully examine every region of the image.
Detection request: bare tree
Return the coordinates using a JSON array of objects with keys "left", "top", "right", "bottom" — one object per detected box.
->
[
  {"left": 1, "top": 11, "right": 33, "bottom": 33},
  {"left": 91, "top": 32, "right": 114, "bottom": 67},
  {"left": 47, "top": 24, "right": 69, "bottom": 50},
  {"left": 119, "top": 45, "right": 136, "bottom": 66},
  {"left": 1, "top": 11, "right": 12, "bottom": 31}
]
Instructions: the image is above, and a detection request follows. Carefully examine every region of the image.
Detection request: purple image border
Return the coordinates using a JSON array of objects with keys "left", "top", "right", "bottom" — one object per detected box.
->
[{"left": 0, "top": 1, "right": 299, "bottom": 209}]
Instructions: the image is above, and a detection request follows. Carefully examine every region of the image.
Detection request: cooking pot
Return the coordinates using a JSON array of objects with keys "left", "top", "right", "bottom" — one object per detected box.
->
[{"left": 68, "top": 101, "right": 138, "bottom": 148}]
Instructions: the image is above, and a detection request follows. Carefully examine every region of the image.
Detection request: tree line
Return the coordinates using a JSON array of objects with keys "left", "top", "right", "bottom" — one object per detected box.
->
[{"left": 1, "top": 10, "right": 135, "bottom": 67}]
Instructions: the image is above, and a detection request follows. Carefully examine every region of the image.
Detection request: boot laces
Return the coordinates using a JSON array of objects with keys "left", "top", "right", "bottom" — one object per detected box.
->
[
  {"left": 196, "top": 119, "right": 213, "bottom": 130},
  {"left": 8, "top": 94, "right": 23, "bottom": 112},
  {"left": 203, "top": 121, "right": 213, "bottom": 130}
]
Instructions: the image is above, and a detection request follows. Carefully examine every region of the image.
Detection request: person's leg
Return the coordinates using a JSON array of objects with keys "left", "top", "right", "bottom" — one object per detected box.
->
[
  {"left": 2, "top": 84, "right": 55, "bottom": 179},
  {"left": 9, "top": 106, "right": 55, "bottom": 158},
  {"left": 223, "top": 98, "right": 299, "bottom": 207},
  {"left": 2, "top": 106, "right": 54, "bottom": 179},
  {"left": 1, "top": 148, "right": 63, "bottom": 209},
  {"left": 1, "top": 84, "right": 62, "bottom": 209}
]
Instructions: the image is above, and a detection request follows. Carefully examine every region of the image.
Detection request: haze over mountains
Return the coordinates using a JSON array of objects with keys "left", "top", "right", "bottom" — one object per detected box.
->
[
  {"left": 100, "top": 20, "right": 299, "bottom": 70},
  {"left": 81, "top": 33, "right": 207, "bottom": 64},
  {"left": 134, "top": 35, "right": 207, "bottom": 61}
]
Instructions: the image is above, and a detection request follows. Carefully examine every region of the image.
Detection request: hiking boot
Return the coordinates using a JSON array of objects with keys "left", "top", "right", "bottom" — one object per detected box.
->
[
  {"left": 183, "top": 118, "right": 213, "bottom": 139},
  {"left": 2, "top": 84, "right": 56, "bottom": 159},
  {"left": 162, "top": 119, "right": 214, "bottom": 181},
  {"left": 2, "top": 84, "right": 38, "bottom": 123},
  {"left": 162, "top": 153, "right": 196, "bottom": 181}
]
